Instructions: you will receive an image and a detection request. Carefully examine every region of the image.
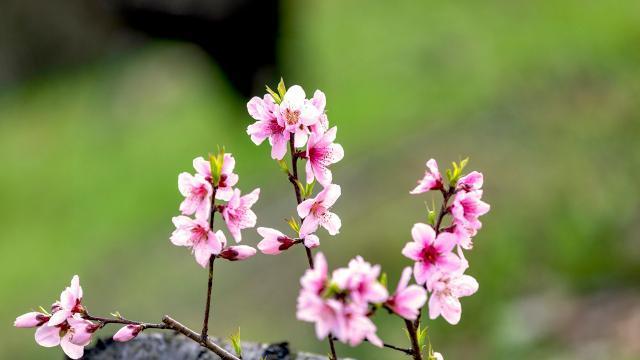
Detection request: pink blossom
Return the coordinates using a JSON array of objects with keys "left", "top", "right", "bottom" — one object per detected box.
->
[
  {"left": 256, "top": 227, "right": 296, "bottom": 255},
  {"left": 309, "top": 90, "right": 329, "bottom": 135},
  {"left": 410, "top": 159, "right": 443, "bottom": 194},
  {"left": 14, "top": 312, "right": 50, "bottom": 328},
  {"left": 247, "top": 94, "right": 289, "bottom": 160},
  {"left": 385, "top": 267, "right": 428, "bottom": 321},
  {"left": 35, "top": 315, "right": 97, "bottom": 359},
  {"left": 297, "top": 184, "right": 341, "bottom": 237},
  {"left": 332, "top": 256, "right": 388, "bottom": 304},
  {"left": 456, "top": 171, "right": 483, "bottom": 192},
  {"left": 297, "top": 294, "right": 341, "bottom": 341},
  {"left": 193, "top": 154, "right": 239, "bottom": 201},
  {"left": 48, "top": 275, "right": 83, "bottom": 326},
  {"left": 305, "top": 126, "right": 344, "bottom": 186},
  {"left": 426, "top": 267, "right": 478, "bottom": 325},
  {"left": 277, "top": 85, "right": 320, "bottom": 147},
  {"left": 178, "top": 172, "right": 212, "bottom": 219},
  {"left": 333, "top": 302, "right": 383, "bottom": 347},
  {"left": 401, "top": 223, "right": 461, "bottom": 285},
  {"left": 300, "top": 252, "right": 329, "bottom": 295},
  {"left": 170, "top": 216, "right": 222, "bottom": 267},
  {"left": 221, "top": 188, "right": 260, "bottom": 242},
  {"left": 450, "top": 190, "right": 490, "bottom": 237},
  {"left": 303, "top": 234, "right": 320, "bottom": 248},
  {"left": 113, "top": 324, "right": 142, "bottom": 342}
]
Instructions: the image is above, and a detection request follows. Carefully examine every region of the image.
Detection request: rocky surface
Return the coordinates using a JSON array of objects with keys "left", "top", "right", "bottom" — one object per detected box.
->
[{"left": 82, "top": 332, "right": 348, "bottom": 360}]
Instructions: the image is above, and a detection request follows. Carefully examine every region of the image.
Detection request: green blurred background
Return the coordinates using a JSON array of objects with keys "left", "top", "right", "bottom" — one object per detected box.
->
[{"left": 2, "top": 0, "right": 639, "bottom": 359}]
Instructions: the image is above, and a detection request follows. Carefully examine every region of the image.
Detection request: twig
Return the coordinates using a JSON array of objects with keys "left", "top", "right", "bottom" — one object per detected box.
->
[
  {"left": 83, "top": 313, "right": 167, "bottom": 330},
  {"left": 201, "top": 186, "right": 219, "bottom": 341},
  {"left": 163, "top": 315, "right": 240, "bottom": 360},
  {"left": 287, "top": 133, "right": 336, "bottom": 359}
]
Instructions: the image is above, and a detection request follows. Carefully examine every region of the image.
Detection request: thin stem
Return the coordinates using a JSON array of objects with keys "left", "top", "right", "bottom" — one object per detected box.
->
[
  {"left": 163, "top": 315, "right": 240, "bottom": 360},
  {"left": 404, "top": 319, "right": 423, "bottom": 360},
  {"left": 434, "top": 187, "right": 455, "bottom": 235},
  {"left": 202, "top": 186, "right": 218, "bottom": 341},
  {"left": 382, "top": 342, "right": 413, "bottom": 356},
  {"left": 287, "top": 133, "right": 335, "bottom": 358},
  {"left": 83, "top": 313, "right": 167, "bottom": 330}
]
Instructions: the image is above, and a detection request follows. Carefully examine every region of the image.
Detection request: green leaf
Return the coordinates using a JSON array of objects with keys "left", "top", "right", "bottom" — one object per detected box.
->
[
  {"left": 427, "top": 210, "right": 437, "bottom": 226},
  {"left": 304, "top": 181, "right": 315, "bottom": 198},
  {"left": 286, "top": 217, "right": 300, "bottom": 233},
  {"left": 379, "top": 272, "right": 388, "bottom": 288},
  {"left": 265, "top": 85, "right": 281, "bottom": 104},
  {"left": 295, "top": 179, "right": 306, "bottom": 197},
  {"left": 228, "top": 328, "right": 242, "bottom": 358},
  {"left": 277, "top": 78, "right": 287, "bottom": 99},
  {"left": 277, "top": 159, "right": 289, "bottom": 174}
]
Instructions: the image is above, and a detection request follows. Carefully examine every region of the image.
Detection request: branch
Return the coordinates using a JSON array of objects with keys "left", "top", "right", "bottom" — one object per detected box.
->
[
  {"left": 201, "top": 185, "right": 219, "bottom": 341},
  {"left": 84, "top": 313, "right": 167, "bottom": 330},
  {"left": 163, "top": 315, "right": 240, "bottom": 360},
  {"left": 287, "top": 133, "right": 336, "bottom": 360}
]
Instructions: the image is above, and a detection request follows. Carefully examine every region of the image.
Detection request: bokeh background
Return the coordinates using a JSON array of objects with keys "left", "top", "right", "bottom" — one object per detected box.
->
[{"left": 2, "top": 0, "right": 639, "bottom": 359}]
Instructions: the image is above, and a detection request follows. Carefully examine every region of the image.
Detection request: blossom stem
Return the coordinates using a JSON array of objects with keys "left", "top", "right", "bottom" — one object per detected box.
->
[
  {"left": 287, "top": 133, "right": 337, "bottom": 360},
  {"left": 83, "top": 313, "right": 167, "bottom": 330},
  {"left": 163, "top": 315, "right": 240, "bottom": 360},
  {"left": 434, "top": 187, "right": 455, "bottom": 235},
  {"left": 404, "top": 319, "right": 424, "bottom": 360},
  {"left": 201, "top": 186, "right": 218, "bottom": 341}
]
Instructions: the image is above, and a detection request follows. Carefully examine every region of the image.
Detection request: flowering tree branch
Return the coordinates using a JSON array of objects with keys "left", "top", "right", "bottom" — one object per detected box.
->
[{"left": 15, "top": 79, "right": 489, "bottom": 360}]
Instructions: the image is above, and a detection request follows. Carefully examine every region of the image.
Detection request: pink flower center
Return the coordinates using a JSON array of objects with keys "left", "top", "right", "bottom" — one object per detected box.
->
[
  {"left": 193, "top": 184, "right": 208, "bottom": 199},
  {"left": 284, "top": 108, "right": 300, "bottom": 125},
  {"left": 310, "top": 202, "right": 326, "bottom": 216},
  {"left": 421, "top": 245, "right": 440, "bottom": 265},
  {"left": 190, "top": 225, "right": 209, "bottom": 244}
]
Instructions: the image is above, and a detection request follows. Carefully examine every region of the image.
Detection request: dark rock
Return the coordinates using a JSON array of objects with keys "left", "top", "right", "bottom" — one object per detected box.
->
[{"left": 81, "top": 332, "right": 352, "bottom": 360}]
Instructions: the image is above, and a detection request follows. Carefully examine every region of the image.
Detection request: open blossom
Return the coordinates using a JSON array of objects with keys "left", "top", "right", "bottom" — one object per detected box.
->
[
  {"left": 297, "top": 184, "right": 341, "bottom": 237},
  {"left": 332, "top": 256, "right": 388, "bottom": 304},
  {"left": 309, "top": 90, "right": 329, "bottom": 135},
  {"left": 170, "top": 216, "right": 222, "bottom": 267},
  {"left": 34, "top": 315, "right": 98, "bottom": 359},
  {"left": 178, "top": 172, "right": 212, "bottom": 219},
  {"left": 305, "top": 126, "right": 344, "bottom": 186},
  {"left": 401, "top": 223, "right": 462, "bottom": 284},
  {"left": 221, "top": 188, "right": 260, "bottom": 242},
  {"left": 48, "top": 275, "right": 84, "bottom": 326},
  {"left": 193, "top": 154, "right": 239, "bottom": 201},
  {"left": 450, "top": 190, "right": 490, "bottom": 237},
  {"left": 426, "top": 266, "right": 478, "bottom": 325},
  {"left": 247, "top": 94, "right": 289, "bottom": 160},
  {"left": 456, "top": 171, "right": 483, "bottom": 192},
  {"left": 333, "top": 302, "right": 383, "bottom": 348},
  {"left": 277, "top": 85, "right": 321, "bottom": 147},
  {"left": 410, "top": 159, "right": 443, "bottom": 194},
  {"left": 113, "top": 324, "right": 142, "bottom": 342},
  {"left": 385, "top": 267, "right": 428, "bottom": 321},
  {"left": 257, "top": 227, "right": 297, "bottom": 255}
]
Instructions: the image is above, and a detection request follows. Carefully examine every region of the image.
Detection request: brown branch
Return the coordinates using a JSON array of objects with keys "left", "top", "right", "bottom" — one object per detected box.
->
[
  {"left": 404, "top": 319, "right": 423, "bottom": 360},
  {"left": 163, "top": 315, "right": 240, "bottom": 360},
  {"left": 202, "top": 186, "right": 218, "bottom": 341},
  {"left": 84, "top": 313, "right": 167, "bottom": 330},
  {"left": 287, "top": 133, "right": 336, "bottom": 359}
]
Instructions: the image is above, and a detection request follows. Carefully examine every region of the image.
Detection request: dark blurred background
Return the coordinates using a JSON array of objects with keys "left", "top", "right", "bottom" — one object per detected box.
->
[{"left": 1, "top": 0, "right": 639, "bottom": 359}]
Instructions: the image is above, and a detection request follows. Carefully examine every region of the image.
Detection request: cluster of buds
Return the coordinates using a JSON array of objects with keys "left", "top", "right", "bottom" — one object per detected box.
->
[
  {"left": 247, "top": 80, "right": 344, "bottom": 255},
  {"left": 171, "top": 150, "right": 258, "bottom": 267},
  {"left": 14, "top": 276, "right": 98, "bottom": 359},
  {"left": 296, "top": 253, "right": 427, "bottom": 347},
  {"left": 403, "top": 159, "right": 489, "bottom": 325}
]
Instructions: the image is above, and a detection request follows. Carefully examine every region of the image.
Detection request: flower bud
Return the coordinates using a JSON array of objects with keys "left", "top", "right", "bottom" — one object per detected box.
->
[
  {"left": 219, "top": 245, "right": 256, "bottom": 261},
  {"left": 14, "top": 312, "right": 49, "bottom": 328},
  {"left": 113, "top": 324, "right": 142, "bottom": 342}
]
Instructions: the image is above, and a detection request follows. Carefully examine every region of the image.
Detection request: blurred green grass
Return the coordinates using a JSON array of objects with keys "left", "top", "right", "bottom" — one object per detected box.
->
[{"left": 2, "top": 0, "right": 640, "bottom": 358}]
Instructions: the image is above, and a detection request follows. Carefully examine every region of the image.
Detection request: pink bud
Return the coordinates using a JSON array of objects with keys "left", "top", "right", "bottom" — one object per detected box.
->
[
  {"left": 113, "top": 324, "right": 142, "bottom": 342},
  {"left": 219, "top": 245, "right": 256, "bottom": 261},
  {"left": 303, "top": 234, "right": 320, "bottom": 248},
  {"left": 256, "top": 227, "right": 296, "bottom": 255},
  {"left": 14, "top": 312, "right": 49, "bottom": 328}
]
